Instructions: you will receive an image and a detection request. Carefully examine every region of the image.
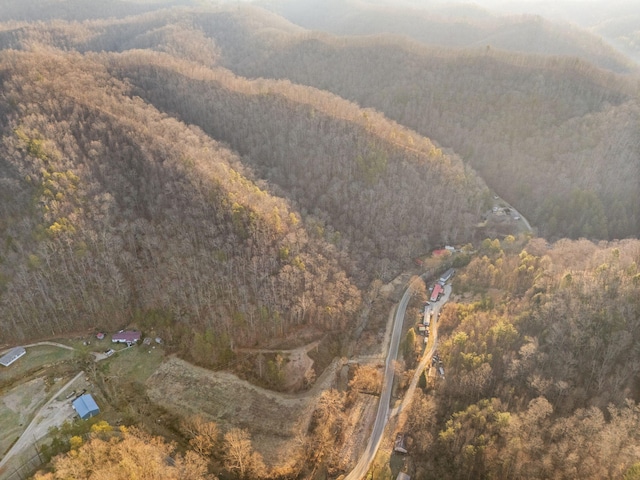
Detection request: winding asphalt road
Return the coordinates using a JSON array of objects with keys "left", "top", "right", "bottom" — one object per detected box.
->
[
  {"left": 345, "top": 279, "right": 452, "bottom": 480},
  {"left": 344, "top": 277, "right": 421, "bottom": 480}
]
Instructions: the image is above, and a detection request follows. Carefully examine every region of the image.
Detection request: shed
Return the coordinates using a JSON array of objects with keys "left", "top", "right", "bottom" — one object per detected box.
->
[
  {"left": 72, "top": 394, "right": 100, "bottom": 420},
  {"left": 0, "top": 347, "right": 26, "bottom": 367},
  {"left": 394, "top": 432, "right": 408, "bottom": 454},
  {"left": 397, "top": 473, "right": 411, "bottom": 480}
]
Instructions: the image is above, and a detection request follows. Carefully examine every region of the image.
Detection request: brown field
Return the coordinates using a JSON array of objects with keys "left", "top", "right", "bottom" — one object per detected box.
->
[
  {"left": 0, "top": 378, "right": 48, "bottom": 457},
  {"left": 146, "top": 356, "right": 340, "bottom": 466},
  {"left": 336, "top": 392, "right": 378, "bottom": 471}
]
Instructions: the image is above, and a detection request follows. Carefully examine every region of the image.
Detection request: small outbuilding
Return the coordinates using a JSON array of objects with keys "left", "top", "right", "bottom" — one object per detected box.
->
[
  {"left": 396, "top": 472, "right": 411, "bottom": 480},
  {"left": 394, "top": 432, "right": 408, "bottom": 454},
  {"left": 0, "top": 347, "right": 26, "bottom": 367},
  {"left": 439, "top": 268, "right": 455, "bottom": 285},
  {"left": 72, "top": 394, "right": 100, "bottom": 420}
]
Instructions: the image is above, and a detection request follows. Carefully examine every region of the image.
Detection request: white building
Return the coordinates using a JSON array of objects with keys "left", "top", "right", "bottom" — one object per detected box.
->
[{"left": 0, "top": 347, "right": 26, "bottom": 367}]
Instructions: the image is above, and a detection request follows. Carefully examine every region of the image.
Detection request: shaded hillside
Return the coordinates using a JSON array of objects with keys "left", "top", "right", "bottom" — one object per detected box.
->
[
  {"left": 2, "top": 5, "right": 640, "bottom": 243},
  {"left": 176, "top": 9, "right": 640, "bottom": 241},
  {"left": 405, "top": 236, "right": 640, "bottom": 478},
  {"left": 103, "top": 50, "right": 489, "bottom": 277},
  {"left": 259, "top": 0, "right": 638, "bottom": 74},
  {"left": 34, "top": 6, "right": 638, "bottom": 241},
  {"left": 0, "top": 49, "right": 360, "bottom": 362}
]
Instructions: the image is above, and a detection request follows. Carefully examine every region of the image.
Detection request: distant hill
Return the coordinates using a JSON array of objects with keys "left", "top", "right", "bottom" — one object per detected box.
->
[
  {"left": 444, "top": 0, "right": 640, "bottom": 65},
  {"left": 0, "top": 0, "right": 196, "bottom": 22},
  {"left": 5, "top": 5, "right": 639, "bottom": 242},
  {"left": 158, "top": 6, "right": 639, "bottom": 241},
  {"left": 259, "top": 0, "right": 639, "bottom": 74}
]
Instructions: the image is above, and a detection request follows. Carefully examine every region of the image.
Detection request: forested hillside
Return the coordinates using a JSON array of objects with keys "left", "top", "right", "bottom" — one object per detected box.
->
[
  {"left": 2, "top": 3, "right": 640, "bottom": 479},
  {"left": 0, "top": 9, "right": 493, "bottom": 353},
  {"left": 406, "top": 237, "right": 640, "bottom": 478},
  {"left": 0, "top": 49, "right": 361, "bottom": 362},
  {"left": 189, "top": 9, "right": 640, "bottom": 241},
  {"left": 260, "top": 0, "right": 638, "bottom": 74},
  {"left": 103, "top": 50, "right": 488, "bottom": 276},
  {"left": 3, "top": 6, "right": 639, "bottom": 241}
]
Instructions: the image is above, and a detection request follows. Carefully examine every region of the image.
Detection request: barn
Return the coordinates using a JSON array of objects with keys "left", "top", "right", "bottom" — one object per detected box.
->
[
  {"left": 0, "top": 347, "right": 26, "bottom": 367},
  {"left": 72, "top": 394, "right": 100, "bottom": 420}
]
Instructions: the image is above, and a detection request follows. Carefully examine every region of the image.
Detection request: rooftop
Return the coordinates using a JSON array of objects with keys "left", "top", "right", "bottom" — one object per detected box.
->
[{"left": 0, "top": 346, "right": 26, "bottom": 367}]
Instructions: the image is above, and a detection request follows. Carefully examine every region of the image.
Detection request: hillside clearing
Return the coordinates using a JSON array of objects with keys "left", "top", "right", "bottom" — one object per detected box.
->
[{"left": 146, "top": 356, "right": 340, "bottom": 465}]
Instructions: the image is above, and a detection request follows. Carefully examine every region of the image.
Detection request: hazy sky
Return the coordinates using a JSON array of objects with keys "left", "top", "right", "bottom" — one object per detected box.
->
[{"left": 410, "top": 0, "right": 640, "bottom": 26}]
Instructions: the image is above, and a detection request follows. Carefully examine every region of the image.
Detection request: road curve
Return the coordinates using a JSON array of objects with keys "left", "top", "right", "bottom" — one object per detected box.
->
[{"left": 344, "top": 278, "right": 420, "bottom": 480}]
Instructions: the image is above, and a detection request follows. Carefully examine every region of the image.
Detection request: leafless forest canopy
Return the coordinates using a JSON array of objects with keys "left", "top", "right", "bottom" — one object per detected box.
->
[{"left": 2, "top": 0, "right": 640, "bottom": 478}]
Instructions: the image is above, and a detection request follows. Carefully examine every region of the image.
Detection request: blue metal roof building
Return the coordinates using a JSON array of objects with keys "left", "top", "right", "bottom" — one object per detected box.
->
[{"left": 72, "top": 394, "right": 100, "bottom": 420}]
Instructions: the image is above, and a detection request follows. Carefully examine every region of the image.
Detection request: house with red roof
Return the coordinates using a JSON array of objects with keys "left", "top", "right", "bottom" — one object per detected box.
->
[{"left": 111, "top": 331, "right": 141, "bottom": 345}]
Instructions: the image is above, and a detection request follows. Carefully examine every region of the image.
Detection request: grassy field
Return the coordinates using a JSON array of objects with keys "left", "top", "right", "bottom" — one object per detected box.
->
[
  {"left": 0, "top": 346, "right": 77, "bottom": 385},
  {"left": 103, "top": 344, "right": 164, "bottom": 384}
]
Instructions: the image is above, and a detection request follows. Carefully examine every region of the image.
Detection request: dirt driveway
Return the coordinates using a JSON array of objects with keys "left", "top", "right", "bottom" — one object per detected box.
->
[{"left": 0, "top": 372, "right": 83, "bottom": 472}]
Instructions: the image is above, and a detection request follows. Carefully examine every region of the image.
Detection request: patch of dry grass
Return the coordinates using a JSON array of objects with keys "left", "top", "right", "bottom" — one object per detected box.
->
[
  {"left": 146, "top": 357, "right": 320, "bottom": 466},
  {"left": 0, "top": 378, "right": 48, "bottom": 457}
]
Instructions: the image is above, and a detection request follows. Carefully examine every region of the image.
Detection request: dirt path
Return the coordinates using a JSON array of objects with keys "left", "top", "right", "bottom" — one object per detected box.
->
[
  {"left": 0, "top": 371, "right": 83, "bottom": 470},
  {"left": 0, "top": 341, "right": 76, "bottom": 357},
  {"left": 235, "top": 340, "right": 327, "bottom": 392},
  {"left": 22, "top": 342, "right": 75, "bottom": 351},
  {"left": 235, "top": 339, "right": 322, "bottom": 356},
  {"left": 2, "top": 340, "right": 109, "bottom": 363}
]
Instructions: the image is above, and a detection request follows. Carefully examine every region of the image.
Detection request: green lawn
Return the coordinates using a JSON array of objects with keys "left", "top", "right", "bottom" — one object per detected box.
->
[
  {"left": 0, "top": 346, "right": 77, "bottom": 384},
  {"left": 103, "top": 344, "right": 164, "bottom": 384}
]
